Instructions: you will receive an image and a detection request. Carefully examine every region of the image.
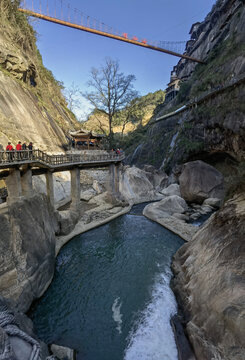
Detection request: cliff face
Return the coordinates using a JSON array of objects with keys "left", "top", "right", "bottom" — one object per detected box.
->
[
  {"left": 176, "top": 0, "right": 245, "bottom": 81},
  {"left": 0, "top": 194, "right": 58, "bottom": 312},
  {"left": 172, "top": 194, "right": 245, "bottom": 360},
  {"left": 0, "top": 0, "right": 80, "bottom": 152},
  {"left": 124, "top": 1, "right": 245, "bottom": 358},
  {"left": 128, "top": 0, "right": 245, "bottom": 177}
]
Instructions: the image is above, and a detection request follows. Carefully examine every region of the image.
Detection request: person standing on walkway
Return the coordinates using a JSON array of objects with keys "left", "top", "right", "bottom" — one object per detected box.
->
[
  {"left": 16, "top": 141, "right": 22, "bottom": 160},
  {"left": 22, "top": 142, "right": 27, "bottom": 160},
  {"left": 28, "top": 142, "right": 33, "bottom": 159},
  {"left": 6, "top": 142, "right": 13, "bottom": 161}
]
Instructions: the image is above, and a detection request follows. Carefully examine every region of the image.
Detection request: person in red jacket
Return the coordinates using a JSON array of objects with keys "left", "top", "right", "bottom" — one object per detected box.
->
[
  {"left": 6, "top": 142, "right": 13, "bottom": 151},
  {"left": 6, "top": 142, "right": 14, "bottom": 161},
  {"left": 16, "top": 141, "right": 22, "bottom": 151},
  {"left": 16, "top": 141, "right": 22, "bottom": 160}
]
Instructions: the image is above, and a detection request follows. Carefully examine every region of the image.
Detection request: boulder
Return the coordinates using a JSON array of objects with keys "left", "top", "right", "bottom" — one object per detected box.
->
[
  {"left": 119, "top": 166, "right": 162, "bottom": 204},
  {"left": 142, "top": 164, "right": 169, "bottom": 189},
  {"left": 143, "top": 200, "right": 197, "bottom": 242},
  {"left": 179, "top": 160, "right": 224, "bottom": 204},
  {"left": 144, "top": 195, "right": 188, "bottom": 217},
  {"left": 173, "top": 213, "right": 190, "bottom": 222},
  {"left": 160, "top": 184, "right": 181, "bottom": 197},
  {"left": 0, "top": 296, "right": 50, "bottom": 359},
  {"left": 92, "top": 179, "right": 104, "bottom": 194},
  {"left": 51, "top": 344, "right": 75, "bottom": 360},
  {"left": 203, "top": 197, "right": 222, "bottom": 208},
  {"left": 80, "top": 188, "right": 96, "bottom": 201}
]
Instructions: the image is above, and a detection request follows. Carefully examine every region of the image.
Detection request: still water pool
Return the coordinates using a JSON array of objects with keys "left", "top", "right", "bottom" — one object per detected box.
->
[{"left": 30, "top": 205, "right": 184, "bottom": 360}]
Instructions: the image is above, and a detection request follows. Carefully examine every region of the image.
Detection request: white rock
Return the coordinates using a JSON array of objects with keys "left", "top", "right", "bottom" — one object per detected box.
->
[
  {"left": 173, "top": 213, "right": 190, "bottom": 221},
  {"left": 160, "top": 184, "right": 181, "bottom": 197},
  {"left": 92, "top": 179, "right": 104, "bottom": 194},
  {"left": 51, "top": 344, "right": 74, "bottom": 360},
  {"left": 119, "top": 166, "right": 161, "bottom": 204},
  {"left": 154, "top": 195, "right": 188, "bottom": 215},
  {"left": 203, "top": 197, "right": 222, "bottom": 208},
  {"left": 80, "top": 189, "right": 96, "bottom": 201}
]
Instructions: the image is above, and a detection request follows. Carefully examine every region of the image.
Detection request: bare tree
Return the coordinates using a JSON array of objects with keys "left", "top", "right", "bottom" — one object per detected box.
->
[
  {"left": 64, "top": 82, "right": 81, "bottom": 113},
  {"left": 83, "top": 58, "right": 138, "bottom": 146}
]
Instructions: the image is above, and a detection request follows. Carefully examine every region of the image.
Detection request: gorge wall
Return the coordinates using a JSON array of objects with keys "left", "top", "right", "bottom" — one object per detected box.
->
[
  {"left": 125, "top": 0, "right": 245, "bottom": 358},
  {"left": 127, "top": 0, "right": 245, "bottom": 181},
  {"left": 0, "top": 0, "right": 80, "bottom": 152},
  {"left": 172, "top": 194, "right": 245, "bottom": 360},
  {"left": 0, "top": 194, "right": 59, "bottom": 313}
]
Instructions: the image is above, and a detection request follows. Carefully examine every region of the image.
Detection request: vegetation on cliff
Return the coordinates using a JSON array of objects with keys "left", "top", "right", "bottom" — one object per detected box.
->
[
  {"left": 0, "top": 0, "right": 80, "bottom": 148},
  {"left": 84, "top": 89, "right": 165, "bottom": 149},
  {"left": 124, "top": 0, "right": 245, "bottom": 177}
]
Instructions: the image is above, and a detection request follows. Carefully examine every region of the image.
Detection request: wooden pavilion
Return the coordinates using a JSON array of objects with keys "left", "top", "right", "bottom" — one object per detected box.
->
[{"left": 69, "top": 129, "right": 105, "bottom": 150}]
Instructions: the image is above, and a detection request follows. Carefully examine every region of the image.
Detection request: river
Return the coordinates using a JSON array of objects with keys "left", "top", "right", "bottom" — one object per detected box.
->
[{"left": 30, "top": 204, "right": 184, "bottom": 360}]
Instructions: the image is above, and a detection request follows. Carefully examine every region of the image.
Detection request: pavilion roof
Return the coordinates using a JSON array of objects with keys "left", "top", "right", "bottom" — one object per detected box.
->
[{"left": 70, "top": 129, "right": 105, "bottom": 139}]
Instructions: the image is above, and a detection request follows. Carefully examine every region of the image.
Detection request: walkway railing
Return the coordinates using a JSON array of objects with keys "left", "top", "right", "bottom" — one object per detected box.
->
[{"left": 0, "top": 150, "right": 124, "bottom": 169}]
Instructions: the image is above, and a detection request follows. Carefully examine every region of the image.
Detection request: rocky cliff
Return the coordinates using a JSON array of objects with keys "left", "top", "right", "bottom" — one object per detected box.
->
[
  {"left": 0, "top": 0, "right": 80, "bottom": 152},
  {"left": 127, "top": 0, "right": 245, "bottom": 183},
  {"left": 123, "top": 1, "right": 245, "bottom": 358},
  {"left": 172, "top": 193, "right": 245, "bottom": 360},
  {"left": 0, "top": 194, "right": 59, "bottom": 312},
  {"left": 130, "top": 1, "right": 245, "bottom": 358}
]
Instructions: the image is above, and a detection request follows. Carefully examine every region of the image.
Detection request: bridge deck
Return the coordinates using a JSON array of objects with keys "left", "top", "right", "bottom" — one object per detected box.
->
[{"left": 0, "top": 149, "right": 124, "bottom": 174}]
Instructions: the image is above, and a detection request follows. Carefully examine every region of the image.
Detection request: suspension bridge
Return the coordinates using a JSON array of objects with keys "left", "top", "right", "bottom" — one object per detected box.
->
[{"left": 18, "top": 0, "right": 204, "bottom": 64}]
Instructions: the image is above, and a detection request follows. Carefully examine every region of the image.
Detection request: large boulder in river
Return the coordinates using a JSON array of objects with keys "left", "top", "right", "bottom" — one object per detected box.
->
[
  {"left": 144, "top": 195, "right": 188, "bottom": 217},
  {"left": 119, "top": 166, "right": 163, "bottom": 204},
  {"left": 179, "top": 160, "right": 224, "bottom": 204},
  {"left": 160, "top": 184, "right": 181, "bottom": 197},
  {"left": 142, "top": 164, "right": 168, "bottom": 189},
  {"left": 143, "top": 196, "right": 196, "bottom": 241}
]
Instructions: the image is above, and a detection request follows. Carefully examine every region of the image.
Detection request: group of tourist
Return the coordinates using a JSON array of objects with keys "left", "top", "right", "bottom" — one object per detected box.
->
[
  {"left": 4, "top": 141, "right": 33, "bottom": 152},
  {"left": 0, "top": 141, "right": 34, "bottom": 161},
  {"left": 111, "top": 148, "right": 123, "bottom": 155}
]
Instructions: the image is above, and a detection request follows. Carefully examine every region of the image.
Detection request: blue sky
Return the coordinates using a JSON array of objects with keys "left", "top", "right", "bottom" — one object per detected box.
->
[{"left": 26, "top": 0, "right": 217, "bottom": 119}]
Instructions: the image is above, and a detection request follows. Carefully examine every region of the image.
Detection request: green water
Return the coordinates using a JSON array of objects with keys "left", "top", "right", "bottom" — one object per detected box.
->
[{"left": 30, "top": 207, "right": 184, "bottom": 360}]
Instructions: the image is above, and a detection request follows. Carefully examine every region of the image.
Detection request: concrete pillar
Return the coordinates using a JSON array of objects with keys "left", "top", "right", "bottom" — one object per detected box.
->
[
  {"left": 114, "top": 164, "right": 120, "bottom": 195},
  {"left": 46, "top": 171, "right": 54, "bottom": 208},
  {"left": 5, "top": 169, "right": 22, "bottom": 204},
  {"left": 108, "top": 163, "right": 116, "bottom": 195},
  {"left": 21, "top": 168, "right": 33, "bottom": 197},
  {"left": 70, "top": 168, "right": 80, "bottom": 211}
]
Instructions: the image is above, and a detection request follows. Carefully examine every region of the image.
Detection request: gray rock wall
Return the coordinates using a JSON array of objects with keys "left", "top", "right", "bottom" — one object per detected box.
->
[
  {"left": 0, "top": 194, "right": 59, "bottom": 312},
  {"left": 171, "top": 193, "right": 245, "bottom": 359}
]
